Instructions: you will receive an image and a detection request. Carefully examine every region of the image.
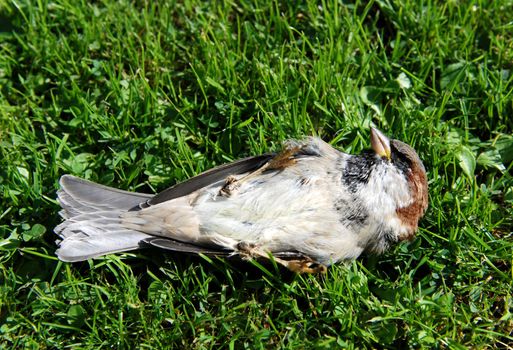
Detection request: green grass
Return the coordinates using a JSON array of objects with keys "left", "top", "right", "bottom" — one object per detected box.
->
[{"left": 1, "top": 0, "right": 512, "bottom": 348}]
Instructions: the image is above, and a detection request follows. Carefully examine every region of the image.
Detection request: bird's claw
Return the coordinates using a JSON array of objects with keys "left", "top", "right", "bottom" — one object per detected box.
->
[
  {"left": 283, "top": 259, "right": 327, "bottom": 274},
  {"left": 218, "top": 145, "right": 301, "bottom": 198},
  {"left": 219, "top": 175, "right": 240, "bottom": 197},
  {"left": 236, "top": 241, "right": 326, "bottom": 273}
]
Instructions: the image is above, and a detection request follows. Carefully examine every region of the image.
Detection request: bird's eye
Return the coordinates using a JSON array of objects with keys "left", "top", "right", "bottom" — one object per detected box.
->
[
  {"left": 391, "top": 152, "right": 411, "bottom": 173},
  {"left": 389, "top": 145, "right": 411, "bottom": 169}
]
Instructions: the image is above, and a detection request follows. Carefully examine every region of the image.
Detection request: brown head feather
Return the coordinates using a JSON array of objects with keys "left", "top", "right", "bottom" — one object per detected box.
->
[{"left": 390, "top": 140, "right": 429, "bottom": 240}]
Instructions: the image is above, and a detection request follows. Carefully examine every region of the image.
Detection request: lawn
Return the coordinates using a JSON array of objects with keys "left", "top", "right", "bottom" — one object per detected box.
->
[{"left": 1, "top": 0, "right": 512, "bottom": 348}]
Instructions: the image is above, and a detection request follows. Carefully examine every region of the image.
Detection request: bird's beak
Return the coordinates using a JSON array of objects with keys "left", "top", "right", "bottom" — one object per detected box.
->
[{"left": 370, "top": 127, "right": 391, "bottom": 160}]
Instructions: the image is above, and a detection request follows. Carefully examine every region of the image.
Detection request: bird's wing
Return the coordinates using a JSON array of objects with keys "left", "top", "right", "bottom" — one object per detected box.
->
[
  {"left": 142, "top": 237, "right": 312, "bottom": 260},
  {"left": 138, "top": 153, "right": 275, "bottom": 208},
  {"left": 143, "top": 137, "right": 337, "bottom": 207},
  {"left": 142, "top": 237, "right": 231, "bottom": 255}
]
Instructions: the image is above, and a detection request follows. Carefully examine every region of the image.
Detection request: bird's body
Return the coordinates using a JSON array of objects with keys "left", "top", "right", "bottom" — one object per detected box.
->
[{"left": 55, "top": 129, "right": 428, "bottom": 272}]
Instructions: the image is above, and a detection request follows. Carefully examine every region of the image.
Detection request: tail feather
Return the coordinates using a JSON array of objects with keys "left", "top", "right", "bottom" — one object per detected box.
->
[
  {"left": 55, "top": 175, "right": 154, "bottom": 262},
  {"left": 59, "top": 175, "right": 152, "bottom": 212},
  {"left": 57, "top": 229, "right": 151, "bottom": 262}
]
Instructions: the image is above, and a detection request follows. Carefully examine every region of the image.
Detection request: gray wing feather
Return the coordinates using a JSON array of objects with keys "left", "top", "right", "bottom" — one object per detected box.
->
[
  {"left": 143, "top": 238, "right": 310, "bottom": 261},
  {"left": 146, "top": 154, "right": 274, "bottom": 206},
  {"left": 142, "top": 237, "right": 231, "bottom": 255}
]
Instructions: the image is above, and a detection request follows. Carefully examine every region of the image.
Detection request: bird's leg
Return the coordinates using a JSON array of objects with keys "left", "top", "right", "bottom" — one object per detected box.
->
[
  {"left": 218, "top": 175, "right": 241, "bottom": 197},
  {"left": 236, "top": 242, "right": 327, "bottom": 274},
  {"left": 219, "top": 146, "right": 300, "bottom": 197},
  {"left": 218, "top": 160, "right": 271, "bottom": 196},
  {"left": 235, "top": 242, "right": 270, "bottom": 260},
  {"left": 282, "top": 258, "right": 327, "bottom": 274}
]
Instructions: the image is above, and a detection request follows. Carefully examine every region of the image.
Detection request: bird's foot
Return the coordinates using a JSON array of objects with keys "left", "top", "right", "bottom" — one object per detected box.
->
[
  {"left": 282, "top": 259, "right": 327, "bottom": 274},
  {"left": 218, "top": 145, "right": 301, "bottom": 198},
  {"left": 235, "top": 242, "right": 262, "bottom": 260},
  {"left": 219, "top": 175, "right": 240, "bottom": 197},
  {"left": 236, "top": 242, "right": 326, "bottom": 274}
]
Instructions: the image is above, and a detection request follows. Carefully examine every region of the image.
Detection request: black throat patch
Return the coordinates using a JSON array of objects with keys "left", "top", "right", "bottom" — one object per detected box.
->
[{"left": 342, "top": 152, "right": 378, "bottom": 193}]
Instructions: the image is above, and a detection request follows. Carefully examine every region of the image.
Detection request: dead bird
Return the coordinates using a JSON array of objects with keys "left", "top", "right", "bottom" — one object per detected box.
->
[{"left": 55, "top": 128, "right": 428, "bottom": 273}]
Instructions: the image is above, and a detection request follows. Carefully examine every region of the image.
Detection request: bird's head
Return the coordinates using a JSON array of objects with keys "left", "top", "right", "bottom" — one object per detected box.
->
[{"left": 369, "top": 127, "right": 429, "bottom": 241}]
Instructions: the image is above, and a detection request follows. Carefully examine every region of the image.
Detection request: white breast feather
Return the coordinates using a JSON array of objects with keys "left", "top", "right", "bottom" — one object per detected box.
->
[{"left": 357, "top": 162, "right": 412, "bottom": 240}]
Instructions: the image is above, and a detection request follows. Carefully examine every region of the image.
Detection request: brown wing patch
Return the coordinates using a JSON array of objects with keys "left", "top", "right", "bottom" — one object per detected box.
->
[{"left": 267, "top": 145, "right": 301, "bottom": 170}]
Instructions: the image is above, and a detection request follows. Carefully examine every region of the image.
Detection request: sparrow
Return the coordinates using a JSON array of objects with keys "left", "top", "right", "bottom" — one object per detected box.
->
[{"left": 55, "top": 128, "right": 428, "bottom": 273}]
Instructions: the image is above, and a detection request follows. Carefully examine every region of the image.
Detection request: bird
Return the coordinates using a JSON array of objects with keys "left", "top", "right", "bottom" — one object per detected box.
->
[{"left": 55, "top": 128, "right": 428, "bottom": 273}]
